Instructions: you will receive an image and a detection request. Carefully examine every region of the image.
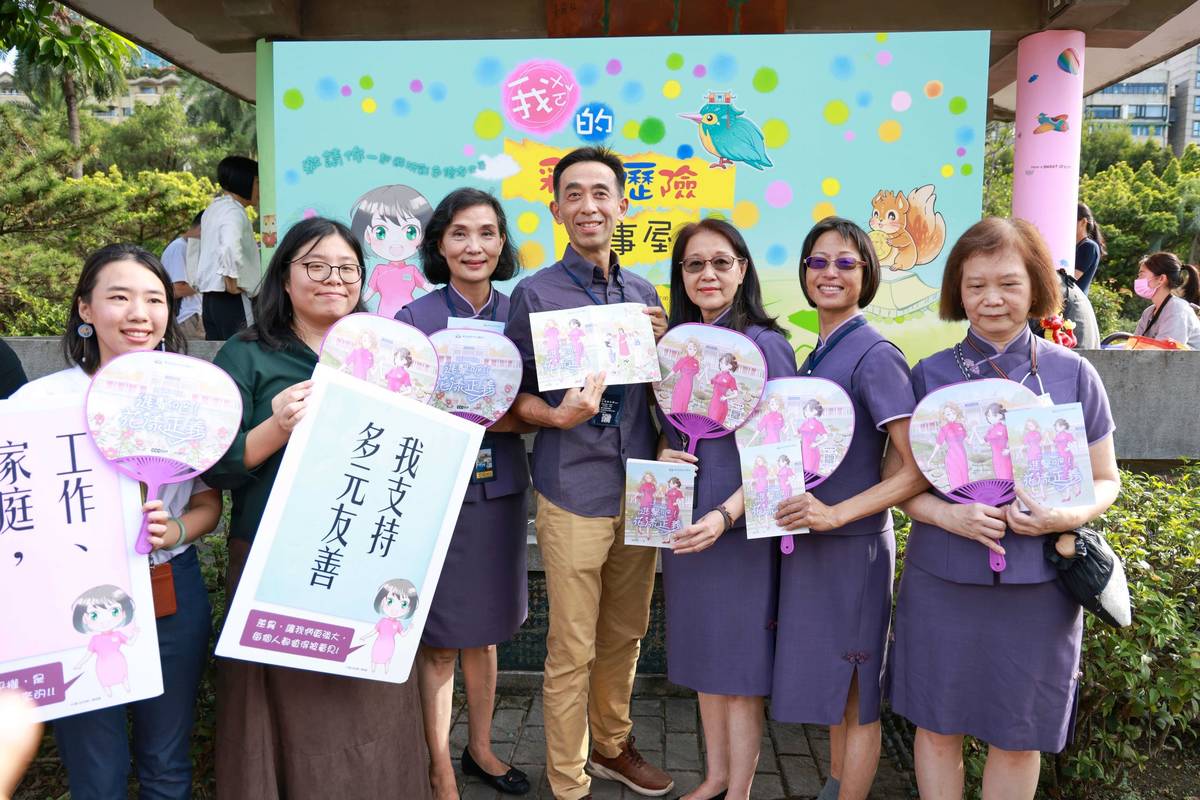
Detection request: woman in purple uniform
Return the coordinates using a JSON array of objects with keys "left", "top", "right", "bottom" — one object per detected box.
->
[
  {"left": 771, "top": 217, "right": 927, "bottom": 800},
  {"left": 889, "top": 218, "right": 1120, "bottom": 800},
  {"left": 394, "top": 188, "right": 533, "bottom": 799},
  {"left": 656, "top": 219, "right": 796, "bottom": 800}
]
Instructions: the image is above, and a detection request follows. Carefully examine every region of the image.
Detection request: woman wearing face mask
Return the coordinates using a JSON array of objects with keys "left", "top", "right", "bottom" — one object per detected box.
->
[{"left": 1131, "top": 252, "right": 1200, "bottom": 349}]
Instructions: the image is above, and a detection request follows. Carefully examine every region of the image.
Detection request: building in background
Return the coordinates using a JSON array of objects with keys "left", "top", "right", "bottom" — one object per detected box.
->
[{"left": 1084, "top": 44, "right": 1200, "bottom": 155}]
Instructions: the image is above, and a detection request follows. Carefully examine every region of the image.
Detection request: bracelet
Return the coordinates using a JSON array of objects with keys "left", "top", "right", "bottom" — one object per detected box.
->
[
  {"left": 713, "top": 504, "right": 734, "bottom": 532},
  {"left": 170, "top": 516, "right": 187, "bottom": 548}
]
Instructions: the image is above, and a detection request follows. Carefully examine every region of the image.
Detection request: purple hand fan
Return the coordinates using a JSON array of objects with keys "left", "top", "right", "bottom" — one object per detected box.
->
[
  {"left": 319, "top": 313, "right": 440, "bottom": 403},
  {"left": 85, "top": 351, "right": 243, "bottom": 555},
  {"left": 911, "top": 378, "right": 1041, "bottom": 572},
  {"left": 653, "top": 323, "right": 768, "bottom": 454},
  {"left": 428, "top": 329, "right": 523, "bottom": 427}
]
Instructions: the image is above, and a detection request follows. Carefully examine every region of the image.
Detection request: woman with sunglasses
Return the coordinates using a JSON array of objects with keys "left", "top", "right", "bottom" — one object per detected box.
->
[
  {"left": 656, "top": 218, "right": 796, "bottom": 800},
  {"left": 771, "top": 217, "right": 926, "bottom": 800},
  {"left": 204, "top": 217, "right": 432, "bottom": 799}
]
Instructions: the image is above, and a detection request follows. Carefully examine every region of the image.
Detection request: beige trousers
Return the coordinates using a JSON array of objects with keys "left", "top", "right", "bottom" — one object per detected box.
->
[{"left": 535, "top": 492, "right": 658, "bottom": 800}]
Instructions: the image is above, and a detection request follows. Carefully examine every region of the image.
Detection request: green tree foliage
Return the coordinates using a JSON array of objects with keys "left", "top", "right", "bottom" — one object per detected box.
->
[
  {"left": 92, "top": 94, "right": 228, "bottom": 176},
  {"left": 180, "top": 72, "right": 257, "bottom": 157}
]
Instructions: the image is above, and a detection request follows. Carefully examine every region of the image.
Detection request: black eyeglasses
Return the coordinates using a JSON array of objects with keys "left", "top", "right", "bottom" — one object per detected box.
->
[
  {"left": 680, "top": 256, "right": 744, "bottom": 274},
  {"left": 802, "top": 256, "right": 865, "bottom": 271},
  {"left": 294, "top": 261, "right": 363, "bottom": 284}
]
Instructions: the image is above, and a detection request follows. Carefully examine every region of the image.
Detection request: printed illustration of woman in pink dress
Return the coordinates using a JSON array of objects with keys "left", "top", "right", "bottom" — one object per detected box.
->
[
  {"left": 1022, "top": 418, "right": 1047, "bottom": 499},
  {"left": 568, "top": 318, "right": 587, "bottom": 370},
  {"left": 982, "top": 403, "right": 1013, "bottom": 480},
  {"left": 72, "top": 585, "right": 139, "bottom": 697},
  {"left": 664, "top": 476, "right": 684, "bottom": 531},
  {"left": 543, "top": 320, "right": 562, "bottom": 369},
  {"left": 635, "top": 472, "right": 658, "bottom": 539},
  {"left": 928, "top": 402, "right": 969, "bottom": 489},
  {"left": 385, "top": 348, "right": 414, "bottom": 395},
  {"left": 776, "top": 454, "right": 796, "bottom": 499},
  {"left": 753, "top": 394, "right": 786, "bottom": 444},
  {"left": 1052, "top": 418, "right": 1081, "bottom": 500},
  {"left": 706, "top": 353, "right": 739, "bottom": 425},
  {"left": 797, "top": 399, "right": 829, "bottom": 474},
  {"left": 343, "top": 330, "right": 376, "bottom": 381},
  {"left": 750, "top": 455, "right": 771, "bottom": 515},
  {"left": 670, "top": 339, "right": 702, "bottom": 414},
  {"left": 350, "top": 184, "right": 434, "bottom": 318},
  {"left": 359, "top": 578, "right": 419, "bottom": 674}
]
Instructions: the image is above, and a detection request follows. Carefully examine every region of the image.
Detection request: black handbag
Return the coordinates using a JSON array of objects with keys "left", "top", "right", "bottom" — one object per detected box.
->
[{"left": 1045, "top": 528, "right": 1132, "bottom": 628}]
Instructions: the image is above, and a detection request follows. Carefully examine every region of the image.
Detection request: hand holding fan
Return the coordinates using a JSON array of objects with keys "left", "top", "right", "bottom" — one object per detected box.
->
[
  {"left": 653, "top": 324, "right": 767, "bottom": 454},
  {"left": 428, "top": 329, "right": 523, "bottom": 426},
  {"left": 86, "top": 351, "right": 243, "bottom": 555},
  {"left": 736, "top": 377, "right": 855, "bottom": 555},
  {"left": 319, "top": 313, "right": 440, "bottom": 403},
  {"left": 910, "top": 378, "right": 1040, "bottom": 572}
]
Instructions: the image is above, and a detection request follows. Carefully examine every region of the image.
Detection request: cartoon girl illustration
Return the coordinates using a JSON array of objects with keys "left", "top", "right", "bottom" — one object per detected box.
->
[
  {"left": 350, "top": 184, "right": 434, "bottom": 318},
  {"left": 776, "top": 454, "right": 796, "bottom": 499},
  {"left": 543, "top": 320, "right": 562, "bottom": 370},
  {"left": 664, "top": 476, "right": 684, "bottom": 531},
  {"left": 927, "top": 402, "right": 969, "bottom": 489},
  {"left": 1052, "top": 419, "right": 1081, "bottom": 499},
  {"left": 72, "top": 585, "right": 139, "bottom": 697},
  {"left": 670, "top": 339, "right": 702, "bottom": 414},
  {"left": 983, "top": 403, "right": 1013, "bottom": 480},
  {"left": 751, "top": 455, "right": 771, "bottom": 514},
  {"left": 385, "top": 348, "right": 414, "bottom": 395},
  {"left": 706, "top": 353, "right": 739, "bottom": 425},
  {"left": 635, "top": 472, "right": 658, "bottom": 539},
  {"left": 343, "top": 329, "right": 376, "bottom": 381},
  {"left": 798, "top": 399, "right": 829, "bottom": 473},
  {"left": 359, "top": 578, "right": 419, "bottom": 674},
  {"left": 567, "top": 318, "right": 587, "bottom": 370},
  {"left": 1022, "top": 418, "right": 1047, "bottom": 499},
  {"left": 753, "top": 394, "right": 787, "bottom": 445},
  {"left": 603, "top": 334, "right": 617, "bottom": 366}
]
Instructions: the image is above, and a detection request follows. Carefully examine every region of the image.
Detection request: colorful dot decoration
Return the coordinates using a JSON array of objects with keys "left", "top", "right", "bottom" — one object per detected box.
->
[
  {"left": 891, "top": 91, "right": 911, "bottom": 112},
  {"left": 766, "top": 244, "right": 788, "bottom": 266},
  {"left": 949, "top": 96, "right": 968, "bottom": 115},
  {"left": 875, "top": 33, "right": 888, "bottom": 43},
  {"left": 856, "top": 91, "right": 872, "bottom": 108},
  {"left": 474, "top": 109, "right": 503, "bottom": 139},
  {"left": 392, "top": 98, "right": 411, "bottom": 116},
  {"left": 956, "top": 147, "right": 967, "bottom": 157},
  {"left": 732, "top": 200, "right": 760, "bottom": 229},
  {"left": 823, "top": 100, "right": 850, "bottom": 126},
  {"left": 662, "top": 80, "right": 682, "bottom": 100},
  {"left": 361, "top": 98, "right": 377, "bottom": 114},
  {"left": 519, "top": 241, "right": 546, "bottom": 270},
  {"left": 317, "top": 76, "right": 338, "bottom": 100},
  {"left": 761, "top": 119, "right": 789, "bottom": 149},
  {"left": 410, "top": 79, "right": 423, "bottom": 93},
  {"left": 666, "top": 53, "right": 685, "bottom": 70},
  {"left": 359, "top": 75, "right": 374, "bottom": 90},
  {"left": 284, "top": 169, "right": 299, "bottom": 185},
  {"left": 340, "top": 84, "right": 352, "bottom": 97},
  {"left": 710, "top": 53, "right": 737, "bottom": 81},
  {"left": 940, "top": 164, "right": 954, "bottom": 178},
  {"left": 843, "top": 131, "right": 857, "bottom": 142},
  {"left": 924, "top": 80, "right": 944, "bottom": 99},
  {"left": 821, "top": 178, "right": 841, "bottom": 197},
  {"left": 830, "top": 56, "right": 854, "bottom": 80},
  {"left": 960, "top": 164, "right": 974, "bottom": 176},
  {"left": 878, "top": 120, "right": 902, "bottom": 143},
  {"left": 282, "top": 88, "right": 304, "bottom": 110},
  {"left": 876, "top": 51, "right": 893, "bottom": 67},
  {"left": 429, "top": 83, "right": 447, "bottom": 102},
  {"left": 676, "top": 144, "right": 695, "bottom": 159},
  {"left": 517, "top": 212, "right": 540, "bottom": 234},
  {"left": 606, "top": 59, "right": 622, "bottom": 75},
  {"left": 765, "top": 180, "right": 793, "bottom": 209},
  {"left": 474, "top": 57, "right": 504, "bottom": 86},
  {"left": 622, "top": 81, "right": 645, "bottom": 103},
  {"left": 752, "top": 67, "right": 779, "bottom": 93},
  {"left": 692, "top": 64, "right": 707, "bottom": 78},
  {"left": 577, "top": 63, "right": 600, "bottom": 86},
  {"left": 622, "top": 120, "right": 640, "bottom": 139},
  {"left": 639, "top": 117, "right": 666, "bottom": 145},
  {"left": 812, "top": 201, "right": 837, "bottom": 222}
]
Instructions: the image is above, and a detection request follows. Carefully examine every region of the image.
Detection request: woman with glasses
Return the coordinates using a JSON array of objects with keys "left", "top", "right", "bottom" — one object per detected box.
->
[
  {"left": 204, "top": 217, "right": 433, "bottom": 800},
  {"left": 655, "top": 218, "right": 796, "bottom": 800},
  {"left": 771, "top": 217, "right": 926, "bottom": 800},
  {"left": 394, "top": 188, "right": 533, "bottom": 799}
]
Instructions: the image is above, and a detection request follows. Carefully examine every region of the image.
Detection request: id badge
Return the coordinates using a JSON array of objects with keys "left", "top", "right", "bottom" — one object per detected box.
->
[
  {"left": 448, "top": 317, "right": 506, "bottom": 334},
  {"left": 471, "top": 443, "right": 497, "bottom": 483},
  {"left": 589, "top": 385, "right": 626, "bottom": 428}
]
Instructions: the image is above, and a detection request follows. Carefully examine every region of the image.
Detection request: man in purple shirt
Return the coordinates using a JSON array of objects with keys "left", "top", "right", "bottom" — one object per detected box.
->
[{"left": 506, "top": 147, "right": 671, "bottom": 800}]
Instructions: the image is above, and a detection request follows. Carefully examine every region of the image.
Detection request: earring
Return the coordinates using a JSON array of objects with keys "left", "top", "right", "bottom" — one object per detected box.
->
[{"left": 77, "top": 322, "right": 94, "bottom": 339}]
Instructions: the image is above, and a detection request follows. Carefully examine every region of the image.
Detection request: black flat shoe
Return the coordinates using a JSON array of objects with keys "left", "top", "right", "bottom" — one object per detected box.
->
[{"left": 461, "top": 747, "right": 531, "bottom": 795}]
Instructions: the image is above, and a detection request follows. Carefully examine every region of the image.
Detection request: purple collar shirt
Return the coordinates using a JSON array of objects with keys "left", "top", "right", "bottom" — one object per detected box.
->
[{"left": 505, "top": 245, "right": 664, "bottom": 518}]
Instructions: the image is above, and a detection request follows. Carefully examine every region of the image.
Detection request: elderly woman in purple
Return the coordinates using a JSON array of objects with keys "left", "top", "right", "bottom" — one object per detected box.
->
[
  {"left": 656, "top": 218, "right": 796, "bottom": 800},
  {"left": 772, "top": 217, "right": 927, "bottom": 800},
  {"left": 889, "top": 218, "right": 1121, "bottom": 800},
  {"left": 394, "top": 187, "right": 533, "bottom": 799}
]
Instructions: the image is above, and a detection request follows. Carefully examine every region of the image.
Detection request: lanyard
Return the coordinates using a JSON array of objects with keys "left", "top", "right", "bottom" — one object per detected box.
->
[
  {"left": 956, "top": 334, "right": 1044, "bottom": 394},
  {"left": 1145, "top": 295, "right": 1172, "bottom": 338},
  {"left": 443, "top": 286, "right": 497, "bottom": 321},
  {"left": 562, "top": 262, "right": 625, "bottom": 306},
  {"left": 801, "top": 316, "right": 867, "bottom": 375}
]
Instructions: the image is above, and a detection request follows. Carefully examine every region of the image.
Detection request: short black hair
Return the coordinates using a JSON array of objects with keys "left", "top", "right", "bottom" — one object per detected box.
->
[
  {"left": 799, "top": 217, "right": 881, "bottom": 309},
  {"left": 240, "top": 217, "right": 366, "bottom": 351},
  {"left": 419, "top": 187, "right": 519, "bottom": 284},
  {"left": 216, "top": 156, "right": 258, "bottom": 200},
  {"left": 190, "top": 210, "right": 204, "bottom": 228},
  {"left": 64, "top": 244, "right": 186, "bottom": 373},
  {"left": 667, "top": 217, "right": 786, "bottom": 337},
  {"left": 552, "top": 146, "right": 626, "bottom": 198}
]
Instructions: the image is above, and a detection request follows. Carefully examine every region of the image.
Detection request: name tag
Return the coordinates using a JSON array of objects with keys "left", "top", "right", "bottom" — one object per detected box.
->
[
  {"left": 448, "top": 317, "right": 506, "bottom": 334},
  {"left": 471, "top": 445, "right": 496, "bottom": 483},
  {"left": 589, "top": 386, "right": 626, "bottom": 428}
]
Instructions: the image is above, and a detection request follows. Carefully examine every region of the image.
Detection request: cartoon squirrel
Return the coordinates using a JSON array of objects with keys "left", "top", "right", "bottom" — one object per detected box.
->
[{"left": 868, "top": 185, "right": 947, "bottom": 270}]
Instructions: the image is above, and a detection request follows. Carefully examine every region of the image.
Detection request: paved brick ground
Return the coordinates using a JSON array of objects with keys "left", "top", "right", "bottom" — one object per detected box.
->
[{"left": 450, "top": 688, "right": 913, "bottom": 800}]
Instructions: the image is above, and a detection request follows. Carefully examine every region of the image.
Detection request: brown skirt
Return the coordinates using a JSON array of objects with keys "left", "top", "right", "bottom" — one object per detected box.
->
[{"left": 215, "top": 538, "right": 433, "bottom": 800}]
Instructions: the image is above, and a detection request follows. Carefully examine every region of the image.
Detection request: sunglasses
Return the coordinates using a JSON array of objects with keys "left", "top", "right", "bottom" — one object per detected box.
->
[{"left": 802, "top": 256, "right": 866, "bottom": 271}]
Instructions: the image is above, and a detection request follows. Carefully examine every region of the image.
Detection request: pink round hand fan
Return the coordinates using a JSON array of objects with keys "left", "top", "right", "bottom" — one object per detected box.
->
[
  {"left": 319, "top": 313, "right": 440, "bottom": 403},
  {"left": 736, "top": 377, "right": 855, "bottom": 555},
  {"left": 428, "top": 329, "right": 523, "bottom": 427},
  {"left": 85, "top": 351, "right": 243, "bottom": 555},
  {"left": 911, "top": 378, "right": 1040, "bottom": 572},
  {"left": 653, "top": 324, "right": 767, "bottom": 454}
]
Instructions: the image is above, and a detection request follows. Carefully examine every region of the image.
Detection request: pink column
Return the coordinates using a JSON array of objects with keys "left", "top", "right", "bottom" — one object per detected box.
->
[{"left": 1012, "top": 30, "right": 1085, "bottom": 272}]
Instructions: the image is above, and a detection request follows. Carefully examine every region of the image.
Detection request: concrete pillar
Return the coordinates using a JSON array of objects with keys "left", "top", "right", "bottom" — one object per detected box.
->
[{"left": 1011, "top": 30, "right": 1085, "bottom": 272}]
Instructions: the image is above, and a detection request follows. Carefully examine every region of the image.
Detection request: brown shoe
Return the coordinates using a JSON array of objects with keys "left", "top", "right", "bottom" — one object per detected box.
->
[{"left": 587, "top": 736, "right": 674, "bottom": 796}]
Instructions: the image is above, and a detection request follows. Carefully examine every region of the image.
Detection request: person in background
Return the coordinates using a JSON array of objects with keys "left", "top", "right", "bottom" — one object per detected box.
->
[
  {"left": 0, "top": 338, "right": 27, "bottom": 399},
  {"left": 12, "top": 243, "right": 222, "bottom": 800},
  {"left": 1132, "top": 251, "right": 1200, "bottom": 349},
  {"left": 161, "top": 211, "right": 205, "bottom": 339},
  {"left": 1074, "top": 203, "right": 1105, "bottom": 294},
  {"left": 197, "top": 155, "right": 260, "bottom": 341}
]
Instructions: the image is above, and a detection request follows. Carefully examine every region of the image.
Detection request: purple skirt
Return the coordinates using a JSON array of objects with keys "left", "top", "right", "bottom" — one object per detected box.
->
[
  {"left": 889, "top": 562, "right": 1082, "bottom": 753},
  {"left": 771, "top": 530, "right": 895, "bottom": 725},
  {"left": 421, "top": 492, "right": 529, "bottom": 650},
  {"left": 662, "top": 525, "right": 778, "bottom": 696}
]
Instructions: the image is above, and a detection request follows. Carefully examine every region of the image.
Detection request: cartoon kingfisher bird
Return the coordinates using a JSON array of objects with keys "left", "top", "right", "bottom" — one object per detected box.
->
[{"left": 680, "top": 92, "right": 773, "bottom": 170}]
